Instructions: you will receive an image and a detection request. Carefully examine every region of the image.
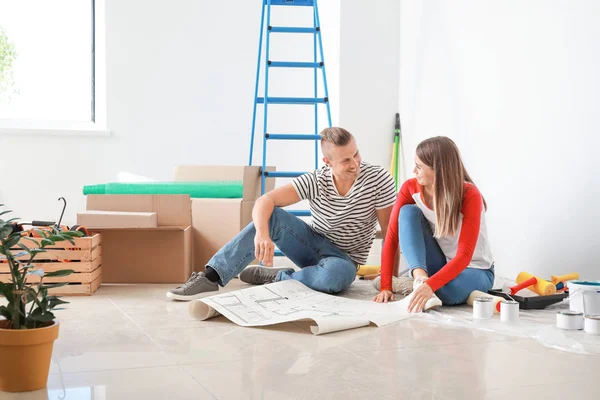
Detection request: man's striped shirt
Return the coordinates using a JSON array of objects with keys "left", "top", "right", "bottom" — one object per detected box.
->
[{"left": 291, "top": 162, "right": 396, "bottom": 264}]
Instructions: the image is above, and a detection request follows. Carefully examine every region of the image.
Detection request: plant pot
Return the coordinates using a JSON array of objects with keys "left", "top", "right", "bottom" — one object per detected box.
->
[{"left": 0, "top": 319, "right": 59, "bottom": 393}]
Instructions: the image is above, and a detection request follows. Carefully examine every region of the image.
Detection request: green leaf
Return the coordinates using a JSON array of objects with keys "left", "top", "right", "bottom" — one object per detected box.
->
[
  {"left": 27, "top": 269, "right": 45, "bottom": 277},
  {"left": 0, "top": 305, "right": 12, "bottom": 321},
  {"left": 17, "top": 243, "right": 33, "bottom": 256},
  {"left": 0, "top": 245, "right": 4, "bottom": 255},
  {"left": 48, "top": 298, "right": 69, "bottom": 309},
  {"left": 3, "top": 234, "right": 21, "bottom": 249},
  {"left": 30, "top": 311, "right": 55, "bottom": 322},
  {"left": 33, "top": 229, "right": 49, "bottom": 239},
  {"left": 53, "top": 234, "right": 76, "bottom": 246},
  {"left": 29, "top": 249, "right": 46, "bottom": 257},
  {"left": 44, "top": 269, "right": 73, "bottom": 278},
  {"left": 23, "top": 237, "right": 41, "bottom": 248},
  {"left": 0, "top": 210, "right": 12, "bottom": 217},
  {"left": 41, "top": 238, "right": 55, "bottom": 247},
  {"left": 0, "top": 281, "right": 13, "bottom": 299},
  {"left": 59, "top": 231, "right": 84, "bottom": 238},
  {"left": 0, "top": 224, "right": 13, "bottom": 239}
]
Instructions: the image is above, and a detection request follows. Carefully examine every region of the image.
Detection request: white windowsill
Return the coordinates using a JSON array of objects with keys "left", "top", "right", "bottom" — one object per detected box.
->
[{"left": 0, "top": 121, "right": 111, "bottom": 137}]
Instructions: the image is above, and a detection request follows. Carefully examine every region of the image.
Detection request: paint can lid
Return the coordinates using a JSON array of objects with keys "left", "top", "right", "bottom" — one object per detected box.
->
[
  {"left": 501, "top": 300, "right": 518, "bottom": 305},
  {"left": 557, "top": 311, "right": 583, "bottom": 316},
  {"left": 474, "top": 296, "right": 493, "bottom": 302}
]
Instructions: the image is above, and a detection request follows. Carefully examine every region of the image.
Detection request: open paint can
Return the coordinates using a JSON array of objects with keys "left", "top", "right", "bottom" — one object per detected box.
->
[
  {"left": 584, "top": 315, "right": 600, "bottom": 335},
  {"left": 473, "top": 297, "right": 494, "bottom": 319},
  {"left": 556, "top": 310, "right": 584, "bottom": 330},
  {"left": 500, "top": 300, "right": 519, "bottom": 322}
]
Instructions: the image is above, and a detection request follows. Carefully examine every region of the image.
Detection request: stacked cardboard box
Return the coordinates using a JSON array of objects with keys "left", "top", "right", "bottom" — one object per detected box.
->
[
  {"left": 77, "top": 166, "right": 274, "bottom": 283},
  {"left": 173, "top": 165, "right": 274, "bottom": 272}
]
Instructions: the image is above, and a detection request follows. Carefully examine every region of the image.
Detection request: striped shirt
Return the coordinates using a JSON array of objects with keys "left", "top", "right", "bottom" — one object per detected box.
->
[{"left": 291, "top": 162, "right": 396, "bottom": 264}]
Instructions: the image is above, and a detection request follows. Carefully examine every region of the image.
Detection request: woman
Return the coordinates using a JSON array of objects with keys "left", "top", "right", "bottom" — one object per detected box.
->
[{"left": 373, "top": 136, "right": 494, "bottom": 313}]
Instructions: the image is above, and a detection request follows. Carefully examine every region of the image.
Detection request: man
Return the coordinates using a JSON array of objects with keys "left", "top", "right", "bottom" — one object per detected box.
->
[{"left": 166, "top": 127, "right": 397, "bottom": 301}]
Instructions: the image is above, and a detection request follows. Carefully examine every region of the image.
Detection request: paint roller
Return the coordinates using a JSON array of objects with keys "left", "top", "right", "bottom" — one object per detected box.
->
[
  {"left": 551, "top": 273, "right": 579, "bottom": 288},
  {"left": 516, "top": 272, "right": 556, "bottom": 296},
  {"left": 503, "top": 276, "right": 538, "bottom": 296},
  {"left": 467, "top": 290, "right": 504, "bottom": 313},
  {"left": 357, "top": 265, "right": 381, "bottom": 276}
]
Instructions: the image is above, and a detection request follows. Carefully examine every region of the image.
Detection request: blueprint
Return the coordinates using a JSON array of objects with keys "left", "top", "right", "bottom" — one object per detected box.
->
[{"left": 189, "top": 280, "right": 416, "bottom": 335}]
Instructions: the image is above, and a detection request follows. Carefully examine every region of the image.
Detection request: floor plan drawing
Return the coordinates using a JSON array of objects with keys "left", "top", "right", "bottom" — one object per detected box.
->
[{"left": 189, "top": 280, "right": 416, "bottom": 335}]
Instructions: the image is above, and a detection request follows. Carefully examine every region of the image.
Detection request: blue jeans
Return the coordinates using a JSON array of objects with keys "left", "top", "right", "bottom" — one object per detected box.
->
[
  {"left": 207, "top": 208, "right": 358, "bottom": 294},
  {"left": 399, "top": 205, "right": 494, "bottom": 305}
]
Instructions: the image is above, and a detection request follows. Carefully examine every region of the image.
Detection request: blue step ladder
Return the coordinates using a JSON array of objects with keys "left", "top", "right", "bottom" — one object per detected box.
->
[{"left": 247, "top": 0, "right": 332, "bottom": 257}]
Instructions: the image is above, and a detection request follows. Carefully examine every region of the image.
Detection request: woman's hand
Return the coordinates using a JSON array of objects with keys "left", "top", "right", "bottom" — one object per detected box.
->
[
  {"left": 408, "top": 281, "right": 434, "bottom": 313},
  {"left": 373, "top": 290, "right": 395, "bottom": 303}
]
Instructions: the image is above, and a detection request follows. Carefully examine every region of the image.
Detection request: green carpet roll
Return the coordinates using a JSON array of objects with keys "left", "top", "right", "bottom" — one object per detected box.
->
[{"left": 83, "top": 181, "right": 244, "bottom": 198}]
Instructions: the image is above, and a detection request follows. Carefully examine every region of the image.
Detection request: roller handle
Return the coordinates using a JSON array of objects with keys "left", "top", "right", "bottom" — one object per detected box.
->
[
  {"left": 510, "top": 277, "right": 537, "bottom": 295},
  {"left": 551, "top": 273, "right": 579, "bottom": 285},
  {"left": 31, "top": 220, "right": 56, "bottom": 227}
]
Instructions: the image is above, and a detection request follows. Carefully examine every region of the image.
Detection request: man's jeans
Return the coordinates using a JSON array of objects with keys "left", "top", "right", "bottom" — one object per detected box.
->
[{"left": 208, "top": 208, "right": 357, "bottom": 294}]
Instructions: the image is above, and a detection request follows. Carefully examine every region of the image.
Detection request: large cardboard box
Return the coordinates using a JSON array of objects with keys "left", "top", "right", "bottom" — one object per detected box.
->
[
  {"left": 81, "top": 194, "right": 193, "bottom": 283},
  {"left": 190, "top": 199, "right": 255, "bottom": 271},
  {"left": 173, "top": 166, "right": 274, "bottom": 272}
]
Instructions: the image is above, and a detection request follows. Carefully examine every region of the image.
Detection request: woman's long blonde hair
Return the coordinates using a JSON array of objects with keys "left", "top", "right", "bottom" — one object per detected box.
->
[{"left": 416, "top": 136, "right": 486, "bottom": 238}]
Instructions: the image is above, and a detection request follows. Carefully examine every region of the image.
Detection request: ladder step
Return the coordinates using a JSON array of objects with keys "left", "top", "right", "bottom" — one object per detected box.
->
[
  {"left": 288, "top": 210, "right": 311, "bottom": 217},
  {"left": 264, "top": 171, "right": 307, "bottom": 178},
  {"left": 269, "top": 26, "right": 319, "bottom": 33},
  {"left": 257, "top": 97, "right": 328, "bottom": 104},
  {"left": 268, "top": 61, "right": 323, "bottom": 68},
  {"left": 265, "top": 0, "right": 314, "bottom": 6},
  {"left": 266, "top": 134, "right": 321, "bottom": 140}
]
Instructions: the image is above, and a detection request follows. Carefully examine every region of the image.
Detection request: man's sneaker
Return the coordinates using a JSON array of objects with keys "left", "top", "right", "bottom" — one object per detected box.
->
[
  {"left": 413, "top": 276, "right": 442, "bottom": 310},
  {"left": 166, "top": 271, "right": 218, "bottom": 301},
  {"left": 372, "top": 275, "right": 414, "bottom": 295},
  {"left": 239, "top": 266, "right": 294, "bottom": 285}
]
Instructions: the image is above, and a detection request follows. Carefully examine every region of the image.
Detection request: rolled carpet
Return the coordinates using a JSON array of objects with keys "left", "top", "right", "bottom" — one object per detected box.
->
[{"left": 83, "top": 181, "right": 244, "bottom": 199}]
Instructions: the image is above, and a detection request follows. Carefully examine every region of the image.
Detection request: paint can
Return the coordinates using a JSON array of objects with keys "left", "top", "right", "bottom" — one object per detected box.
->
[
  {"left": 556, "top": 310, "right": 584, "bottom": 330},
  {"left": 500, "top": 300, "right": 519, "bottom": 323},
  {"left": 584, "top": 315, "right": 600, "bottom": 335},
  {"left": 566, "top": 281, "right": 600, "bottom": 314},
  {"left": 473, "top": 296, "right": 494, "bottom": 319}
]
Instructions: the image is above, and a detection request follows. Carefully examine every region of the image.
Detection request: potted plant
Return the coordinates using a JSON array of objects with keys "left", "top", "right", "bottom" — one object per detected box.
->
[{"left": 0, "top": 205, "right": 82, "bottom": 393}]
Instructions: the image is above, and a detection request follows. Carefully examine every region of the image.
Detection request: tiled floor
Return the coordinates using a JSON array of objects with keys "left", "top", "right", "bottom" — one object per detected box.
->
[{"left": 3, "top": 279, "right": 600, "bottom": 400}]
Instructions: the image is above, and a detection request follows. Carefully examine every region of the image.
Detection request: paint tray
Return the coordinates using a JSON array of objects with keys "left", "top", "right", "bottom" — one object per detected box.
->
[{"left": 488, "top": 289, "right": 569, "bottom": 310}]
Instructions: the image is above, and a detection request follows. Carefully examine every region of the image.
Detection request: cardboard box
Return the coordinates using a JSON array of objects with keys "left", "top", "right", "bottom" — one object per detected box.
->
[
  {"left": 81, "top": 194, "right": 193, "bottom": 283},
  {"left": 190, "top": 198, "right": 255, "bottom": 271},
  {"left": 77, "top": 211, "right": 158, "bottom": 229},
  {"left": 173, "top": 165, "right": 275, "bottom": 272},
  {"left": 173, "top": 165, "right": 275, "bottom": 201}
]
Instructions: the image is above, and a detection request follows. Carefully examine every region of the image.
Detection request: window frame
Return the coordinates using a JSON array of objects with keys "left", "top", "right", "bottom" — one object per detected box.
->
[{"left": 0, "top": 0, "right": 109, "bottom": 137}]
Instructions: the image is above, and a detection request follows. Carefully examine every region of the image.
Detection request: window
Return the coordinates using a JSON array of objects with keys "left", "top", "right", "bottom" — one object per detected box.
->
[{"left": 0, "top": 0, "right": 107, "bottom": 134}]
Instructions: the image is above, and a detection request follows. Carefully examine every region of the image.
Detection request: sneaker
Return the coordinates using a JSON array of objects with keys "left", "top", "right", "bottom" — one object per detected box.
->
[
  {"left": 413, "top": 276, "right": 442, "bottom": 310},
  {"left": 239, "top": 266, "right": 294, "bottom": 285},
  {"left": 166, "top": 271, "right": 218, "bottom": 301},
  {"left": 372, "top": 275, "right": 414, "bottom": 295}
]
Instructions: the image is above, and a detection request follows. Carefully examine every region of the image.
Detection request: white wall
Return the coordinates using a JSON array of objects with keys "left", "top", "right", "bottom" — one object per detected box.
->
[
  {"left": 398, "top": 0, "right": 600, "bottom": 280},
  {"left": 339, "top": 0, "right": 401, "bottom": 170},
  {"left": 0, "top": 0, "right": 340, "bottom": 224}
]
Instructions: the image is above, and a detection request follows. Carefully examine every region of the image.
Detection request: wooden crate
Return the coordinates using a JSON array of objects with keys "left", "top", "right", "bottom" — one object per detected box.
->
[{"left": 0, "top": 234, "right": 102, "bottom": 296}]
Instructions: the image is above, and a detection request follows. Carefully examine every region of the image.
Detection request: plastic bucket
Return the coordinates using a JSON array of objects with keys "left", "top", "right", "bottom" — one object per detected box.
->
[{"left": 567, "top": 281, "right": 600, "bottom": 315}]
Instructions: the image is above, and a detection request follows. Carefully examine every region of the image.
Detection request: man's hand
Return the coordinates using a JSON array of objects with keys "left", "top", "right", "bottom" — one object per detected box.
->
[
  {"left": 373, "top": 290, "right": 395, "bottom": 303},
  {"left": 254, "top": 231, "right": 275, "bottom": 266},
  {"left": 408, "top": 281, "right": 434, "bottom": 313}
]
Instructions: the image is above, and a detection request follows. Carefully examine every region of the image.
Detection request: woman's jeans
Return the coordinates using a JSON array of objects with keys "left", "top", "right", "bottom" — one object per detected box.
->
[{"left": 399, "top": 205, "right": 494, "bottom": 305}]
